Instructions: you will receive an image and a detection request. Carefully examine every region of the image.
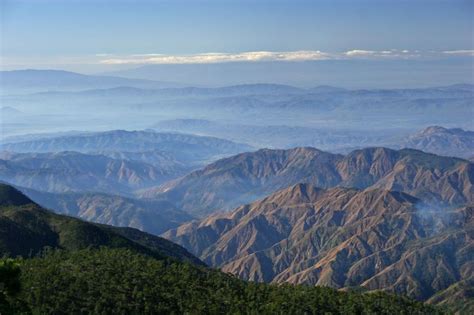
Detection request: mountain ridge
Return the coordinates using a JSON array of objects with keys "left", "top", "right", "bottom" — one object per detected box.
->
[
  {"left": 0, "top": 130, "right": 252, "bottom": 164},
  {"left": 19, "top": 186, "right": 193, "bottom": 235},
  {"left": 163, "top": 183, "right": 473, "bottom": 306},
  {"left": 0, "top": 69, "right": 182, "bottom": 92},
  {"left": 0, "top": 151, "right": 187, "bottom": 196},
  {"left": 145, "top": 147, "right": 473, "bottom": 217}
]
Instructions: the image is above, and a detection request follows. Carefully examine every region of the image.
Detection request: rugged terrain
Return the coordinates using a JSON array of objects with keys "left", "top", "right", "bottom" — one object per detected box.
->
[
  {"left": 146, "top": 147, "right": 473, "bottom": 216},
  {"left": 21, "top": 187, "right": 192, "bottom": 235},
  {"left": 164, "top": 183, "right": 473, "bottom": 308}
]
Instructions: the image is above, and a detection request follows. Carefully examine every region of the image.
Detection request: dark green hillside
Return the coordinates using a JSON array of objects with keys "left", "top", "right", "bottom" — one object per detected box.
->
[
  {"left": 0, "top": 184, "right": 32, "bottom": 206},
  {"left": 0, "top": 184, "right": 200, "bottom": 264},
  {"left": 12, "top": 248, "right": 442, "bottom": 315}
]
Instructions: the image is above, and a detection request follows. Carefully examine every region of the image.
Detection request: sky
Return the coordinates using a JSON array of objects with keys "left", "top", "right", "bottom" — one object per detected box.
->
[{"left": 0, "top": 0, "right": 473, "bottom": 86}]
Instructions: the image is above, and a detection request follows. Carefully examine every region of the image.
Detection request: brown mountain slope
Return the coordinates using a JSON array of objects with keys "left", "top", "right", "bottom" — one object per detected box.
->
[
  {"left": 145, "top": 147, "right": 473, "bottom": 217},
  {"left": 143, "top": 147, "right": 343, "bottom": 216},
  {"left": 341, "top": 148, "right": 474, "bottom": 205},
  {"left": 163, "top": 184, "right": 473, "bottom": 304}
]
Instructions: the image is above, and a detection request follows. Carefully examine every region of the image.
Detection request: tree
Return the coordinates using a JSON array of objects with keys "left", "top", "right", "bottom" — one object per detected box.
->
[{"left": 0, "top": 258, "right": 22, "bottom": 314}]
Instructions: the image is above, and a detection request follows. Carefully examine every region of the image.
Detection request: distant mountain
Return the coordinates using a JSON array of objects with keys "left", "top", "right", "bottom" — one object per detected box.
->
[
  {"left": 0, "top": 130, "right": 252, "bottom": 166},
  {"left": 2, "top": 82, "right": 472, "bottom": 140},
  {"left": 0, "top": 106, "right": 24, "bottom": 116},
  {"left": 21, "top": 187, "right": 193, "bottom": 235},
  {"left": 22, "top": 81, "right": 473, "bottom": 100},
  {"left": 158, "top": 83, "right": 305, "bottom": 96},
  {"left": 401, "top": 126, "right": 474, "bottom": 158},
  {"left": 103, "top": 60, "right": 474, "bottom": 88},
  {"left": 16, "top": 84, "right": 305, "bottom": 101},
  {"left": 2, "top": 133, "right": 201, "bottom": 168},
  {"left": 91, "top": 149, "right": 190, "bottom": 168},
  {"left": 143, "top": 147, "right": 473, "bottom": 217},
  {"left": 0, "top": 183, "right": 200, "bottom": 264},
  {"left": 164, "top": 183, "right": 473, "bottom": 306},
  {"left": 152, "top": 119, "right": 391, "bottom": 150},
  {"left": 310, "top": 85, "right": 348, "bottom": 93},
  {"left": 0, "top": 151, "right": 187, "bottom": 195},
  {"left": 0, "top": 69, "right": 181, "bottom": 93},
  {"left": 1, "top": 130, "right": 92, "bottom": 143}
]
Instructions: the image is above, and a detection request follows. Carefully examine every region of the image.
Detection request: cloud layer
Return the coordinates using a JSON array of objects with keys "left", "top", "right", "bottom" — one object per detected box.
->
[
  {"left": 100, "top": 51, "right": 331, "bottom": 65},
  {"left": 97, "top": 49, "right": 473, "bottom": 65},
  {"left": 442, "top": 50, "right": 474, "bottom": 56}
]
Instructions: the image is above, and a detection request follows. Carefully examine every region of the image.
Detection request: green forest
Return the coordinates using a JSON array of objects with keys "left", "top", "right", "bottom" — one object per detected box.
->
[{"left": 1, "top": 247, "right": 443, "bottom": 314}]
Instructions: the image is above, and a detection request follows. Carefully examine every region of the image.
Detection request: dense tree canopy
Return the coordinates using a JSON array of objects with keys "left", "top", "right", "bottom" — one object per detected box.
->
[{"left": 4, "top": 248, "right": 443, "bottom": 315}]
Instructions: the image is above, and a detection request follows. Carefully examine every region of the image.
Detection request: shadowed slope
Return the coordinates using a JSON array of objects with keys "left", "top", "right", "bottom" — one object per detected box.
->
[{"left": 0, "top": 184, "right": 201, "bottom": 264}]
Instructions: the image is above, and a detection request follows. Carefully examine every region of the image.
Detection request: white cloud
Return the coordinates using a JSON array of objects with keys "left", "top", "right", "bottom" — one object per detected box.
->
[
  {"left": 345, "top": 50, "right": 378, "bottom": 57},
  {"left": 99, "top": 50, "right": 331, "bottom": 65},
  {"left": 344, "top": 49, "right": 413, "bottom": 58},
  {"left": 442, "top": 50, "right": 474, "bottom": 56},
  {"left": 96, "top": 49, "right": 473, "bottom": 65}
]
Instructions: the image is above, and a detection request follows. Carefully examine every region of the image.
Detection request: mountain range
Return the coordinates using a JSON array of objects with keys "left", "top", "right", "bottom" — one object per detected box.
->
[
  {"left": 0, "top": 151, "right": 186, "bottom": 196},
  {"left": 2, "top": 72, "right": 472, "bottom": 140},
  {"left": 18, "top": 187, "right": 192, "bottom": 235},
  {"left": 0, "top": 130, "right": 252, "bottom": 166},
  {"left": 152, "top": 119, "right": 393, "bottom": 151},
  {"left": 164, "top": 183, "right": 473, "bottom": 307},
  {"left": 0, "top": 69, "right": 181, "bottom": 94},
  {"left": 153, "top": 120, "right": 474, "bottom": 159},
  {"left": 103, "top": 60, "right": 474, "bottom": 88},
  {"left": 144, "top": 147, "right": 473, "bottom": 217}
]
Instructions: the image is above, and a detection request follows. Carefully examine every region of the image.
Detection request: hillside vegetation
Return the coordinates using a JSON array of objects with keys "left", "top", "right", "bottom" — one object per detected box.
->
[{"left": 5, "top": 248, "right": 443, "bottom": 314}]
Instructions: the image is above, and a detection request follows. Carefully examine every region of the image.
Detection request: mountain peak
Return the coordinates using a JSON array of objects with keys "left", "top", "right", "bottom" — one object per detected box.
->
[
  {"left": 419, "top": 125, "right": 449, "bottom": 135},
  {"left": 263, "top": 183, "right": 326, "bottom": 205},
  {"left": 402, "top": 126, "right": 474, "bottom": 158}
]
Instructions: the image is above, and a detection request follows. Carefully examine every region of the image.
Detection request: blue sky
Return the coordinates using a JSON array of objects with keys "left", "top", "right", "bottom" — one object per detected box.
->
[{"left": 0, "top": 0, "right": 473, "bottom": 81}]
